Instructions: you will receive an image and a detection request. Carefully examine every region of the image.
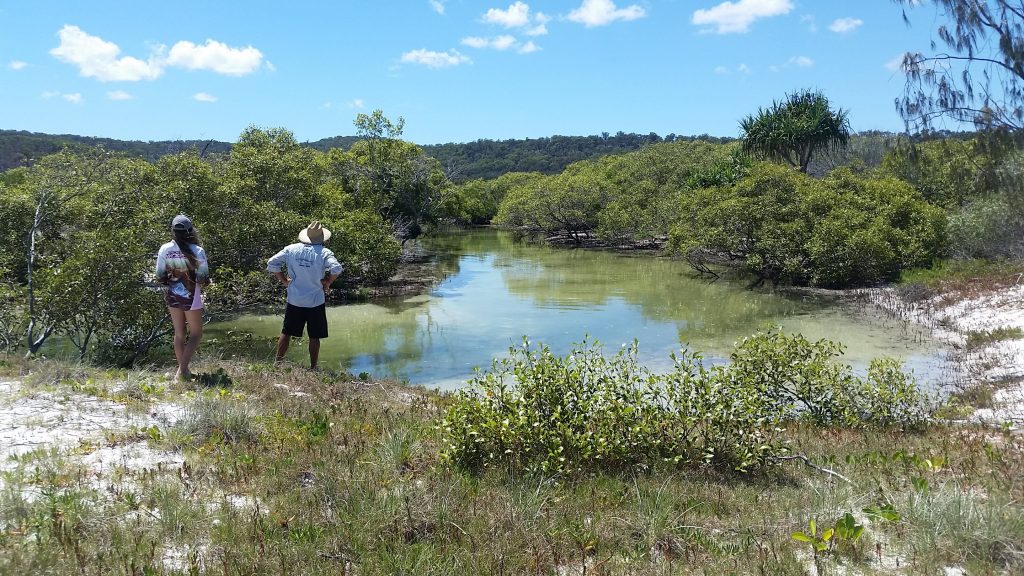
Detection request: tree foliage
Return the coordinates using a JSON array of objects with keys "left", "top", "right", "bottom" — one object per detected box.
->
[
  {"left": 740, "top": 90, "right": 851, "bottom": 173},
  {"left": 492, "top": 141, "right": 749, "bottom": 243},
  {"left": 0, "top": 113, "right": 435, "bottom": 360},
  {"left": 669, "top": 163, "right": 947, "bottom": 287},
  {"left": 895, "top": 0, "right": 1024, "bottom": 133}
]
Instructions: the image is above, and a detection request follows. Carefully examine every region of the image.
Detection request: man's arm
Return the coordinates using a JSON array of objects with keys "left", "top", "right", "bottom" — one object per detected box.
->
[
  {"left": 321, "top": 250, "right": 344, "bottom": 293},
  {"left": 267, "top": 247, "right": 291, "bottom": 287}
]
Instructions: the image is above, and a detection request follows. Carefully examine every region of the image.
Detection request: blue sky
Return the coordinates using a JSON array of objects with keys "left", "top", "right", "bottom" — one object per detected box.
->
[{"left": 0, "top": 1, "right": 945, "bottom": 144}]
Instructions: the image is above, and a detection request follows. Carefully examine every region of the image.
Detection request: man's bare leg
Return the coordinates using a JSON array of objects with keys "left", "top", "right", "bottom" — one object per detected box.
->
[
  {"left": 308, "top": 338, "right": 320, "bottom": 369},
  {"left": 276, "top": 334, "right": 291, "bottom": 363}
]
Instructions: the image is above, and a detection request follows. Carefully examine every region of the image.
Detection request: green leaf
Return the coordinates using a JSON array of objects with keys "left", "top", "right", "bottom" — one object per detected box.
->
[
  {"left": 791, "top": 532, "right": 811, "bottom": 543},
  {"left": 822, "top": 528, "right": 834, "bottom": 542}
]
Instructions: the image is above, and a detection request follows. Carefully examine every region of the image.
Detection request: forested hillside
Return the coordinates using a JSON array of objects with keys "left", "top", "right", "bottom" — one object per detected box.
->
[
  {"left": 1, "top": 129, "right": 728, "bottom": 179},
  {"left": 422, "top": 132, "right": 734, "bottom": 180},
  {"left": 0, "top": 130, "right": 233, "bottom": 170}
]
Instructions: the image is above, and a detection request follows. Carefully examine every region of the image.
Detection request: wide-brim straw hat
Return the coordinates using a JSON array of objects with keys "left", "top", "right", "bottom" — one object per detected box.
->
[{"left": 299, "top": 221, "right": 331, "bottom": 244}]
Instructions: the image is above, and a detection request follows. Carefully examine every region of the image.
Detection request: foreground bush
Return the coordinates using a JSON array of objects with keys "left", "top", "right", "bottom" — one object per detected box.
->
[{"left": 439, "top": 331, "right": 937, "bottom": 476}]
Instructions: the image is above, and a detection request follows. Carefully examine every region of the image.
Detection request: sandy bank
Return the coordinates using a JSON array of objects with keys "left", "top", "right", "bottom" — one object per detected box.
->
[{"left": 865, "top": 282, "right": 1024, "bottom": 426}]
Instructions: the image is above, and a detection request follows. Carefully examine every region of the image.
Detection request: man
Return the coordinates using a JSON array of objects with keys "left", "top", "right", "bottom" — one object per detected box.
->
[{"left": 267, "top": 221, "right": 343, "bottom": 369}]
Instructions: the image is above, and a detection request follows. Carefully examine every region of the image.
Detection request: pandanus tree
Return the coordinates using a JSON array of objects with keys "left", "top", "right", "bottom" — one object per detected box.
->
[{"left": 740, "top": 90, "right": 851, "bottom": 173}]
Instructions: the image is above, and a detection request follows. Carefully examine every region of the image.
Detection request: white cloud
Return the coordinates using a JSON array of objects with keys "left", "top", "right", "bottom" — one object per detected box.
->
[
  {"left": 462, "top": 35, "right": 518, "bottom": 50},
  {"left": 737, "top": 63, "right": 752, "bottom": 74},
  {"left": 62, "top": 93, "right": 83, "bottom": 104},
  {"left": 265, "top": 60, "right": 276, "bottom": 72},
  {"left": 714, "top": 65, "right": 729, "bottom": 75},
  {"left": 40, "top": 90, "right": 59, "bottom": 99},
  {"left": 50, "top": 25, "right": 265, "bottom": 82},
  {"left": 348, "top": 99, "right": 365, "bottom": 109},
  {"left": 106, "top": 90, "right": 133, "bottom": 100},
  {"left": 192, "top": 92, "right": 217, "bottom": 102},
  {"left": 525, "top": 12, "right": 550, "bottom": 36},
  {"left": 491, "top": 35, "right": 517, "bottom": 50},
  {"left": 400, "top": 48, "right": 471, "bottom": 68},
  {"left": 429, "top": 0, "right": 445, "bottom": 15},
  {"left": 789, "top": 55, "right": 813, "bottom": 67},
  {"left": 518, "top": 41, "right": 540, "bottom": 54},
  {"left": 461, "top": 36, "right": 490, "bottom": 49},
  {"left": 568, "top": 0, "right": 645, "bottom": 27},
  {"left": 829, "top": 17, "right": 863, "bottom": 33},
  {"left": 483, "top": 2, "right": 531, "bottom": 27},
  {"left": 166, "top": 39, "right": 262, "bottom": 76},
  {"left": 692, "top": 0, "right": 793, "bottom": 34},
  {"left": 9, "top": 60, "right": 27, "bottom": 70},
  {"left": 50, "top": 25, "right": 163, "bottom": 81}
]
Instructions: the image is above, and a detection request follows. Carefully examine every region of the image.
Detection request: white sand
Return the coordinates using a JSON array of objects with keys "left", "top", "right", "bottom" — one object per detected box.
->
[
  {"left": 0, "top": 379, "right": 185, "bottom": 496},
  {"left": 870, "top": 283, "right": 1024, "bottom": 425}
]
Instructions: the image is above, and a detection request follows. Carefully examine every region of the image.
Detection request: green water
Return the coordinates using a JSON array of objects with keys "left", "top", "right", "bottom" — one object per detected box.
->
[{"left": 209, "top": 229, "right": 944, "bottom": 389}]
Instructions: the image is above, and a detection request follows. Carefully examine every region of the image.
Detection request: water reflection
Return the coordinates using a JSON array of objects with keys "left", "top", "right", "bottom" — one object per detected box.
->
[{"left": 208, "top": 229, "right": 944, "bottom": 389}]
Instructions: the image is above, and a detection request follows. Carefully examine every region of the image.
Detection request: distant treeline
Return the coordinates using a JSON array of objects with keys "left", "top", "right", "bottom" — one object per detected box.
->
[
  {"left": 0, "top": 129, "right": 730, "bottom": 180},
  {"left": 0, "top": 127, "right": 978, "bottom": 181},
  {"left": 0, "top": 130, "right": 234, "bottom": 170}
]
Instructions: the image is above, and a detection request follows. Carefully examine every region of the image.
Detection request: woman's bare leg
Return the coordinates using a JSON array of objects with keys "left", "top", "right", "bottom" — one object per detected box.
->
[
  {"left": 180, "top": 309, "right": 204, "bottom": 378},
  {"left": 168, "top": 307, "right": 187, "bottom": 379}
]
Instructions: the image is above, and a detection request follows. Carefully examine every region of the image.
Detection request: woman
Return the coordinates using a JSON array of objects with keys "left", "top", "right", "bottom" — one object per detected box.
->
[{"left": 155, "top": 214, "right": 210, "bottom": 381}]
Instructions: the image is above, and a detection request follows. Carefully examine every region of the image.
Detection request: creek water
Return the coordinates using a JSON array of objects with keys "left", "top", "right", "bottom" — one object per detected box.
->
[{"left": 208, "top": 229, "right": 945, "bottom": 390}]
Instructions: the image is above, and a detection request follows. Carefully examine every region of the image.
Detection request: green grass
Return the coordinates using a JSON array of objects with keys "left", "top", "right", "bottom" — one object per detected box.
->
[
  {"left": 0, "top": 358, "right": 1022, "bottom": 575},
  {"left": 899, "top": 259, "right": 1022, "bottom": 290},
  {"left": 966, "top": 326, "right": 1024, "bottom": 351}
]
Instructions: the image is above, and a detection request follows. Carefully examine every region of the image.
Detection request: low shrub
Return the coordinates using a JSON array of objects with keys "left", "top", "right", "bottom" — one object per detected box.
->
[
  {"left": 173, "top": 395, "right": 263, "bottom": 445},
  {"left": 439, "top": 331, "right": 937, "bottom": 477}
]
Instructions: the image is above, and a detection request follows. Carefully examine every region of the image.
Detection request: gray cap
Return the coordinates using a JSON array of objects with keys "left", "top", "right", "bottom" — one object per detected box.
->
[{"left": 171, "top": 214, "right": 193, "bottom": 231}]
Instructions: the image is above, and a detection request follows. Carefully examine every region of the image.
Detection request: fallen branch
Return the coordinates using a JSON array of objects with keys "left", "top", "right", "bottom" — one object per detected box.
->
[{"left": 775, "top": 454, "right": 853, "bottom": 485}]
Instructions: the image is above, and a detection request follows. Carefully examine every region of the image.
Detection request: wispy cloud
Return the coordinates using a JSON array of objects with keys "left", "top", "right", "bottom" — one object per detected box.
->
[
  {"left": 50, "top": 25, "right": 265, "bottom": 81},
  {"left": 885, "top": 54, "right": 906, "bottom": 72},
  {"left": 400, "top": 48, "right": 471, "bottom": 68},
  {"left": 518, "top": 41, "right": 540, "bottom": 54},
  {"left": 106, "top": 90, "right": 133, "bottom": 100},
  {"left": 737, "top": 63, "right": 752, "bottom": 74},
  {"left": 525, "top": 13, "right": 550, "bottom": 36},
  {"left": 40, "top": 90, "right": 83, "bottom": 103},
  {"left": 829, "top": 17, "right": 863, "bottom": 33},
  {"left": 789, "top": 55, "right": 813, "bottom": 67},
  {"left": 800, "top": 14, "right": 817, "bottom": 33},
  {"left": 462, "top": 35, "right": 518, "bottom": 50},
  {"left": 348, "top": 98, "right": 365, "bottom": 109},
  {"left": 568, "top": 0, "right": 645, "bottom": 27},
  {"left": 429, "top": 0, "right": 445, "bottom": 15},
  {"left": 192, "top": 92, "right": 217, "bottom": 102},
  {"left": 714, "top": 65, "right": 729, "bottom": 75},
  {"left": 692, "top": 0, "right": 793, "bottom": 34},
  {"left": 8, "top": 60, "right": 27, "bottom": 70}
]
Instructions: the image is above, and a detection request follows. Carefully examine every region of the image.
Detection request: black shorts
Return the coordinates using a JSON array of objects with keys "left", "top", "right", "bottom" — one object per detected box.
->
[{"left": 282, "top": 304, "right": 328, "bottom": 339}]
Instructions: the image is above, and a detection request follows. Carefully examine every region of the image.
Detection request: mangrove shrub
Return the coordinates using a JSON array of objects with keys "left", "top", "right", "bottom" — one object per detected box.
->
[
  {"left": 670, "top": 163, "right": 946, "bottom": 287},
  {"left": 439, "top": 331, "right": 936, "bottom": 477}
]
